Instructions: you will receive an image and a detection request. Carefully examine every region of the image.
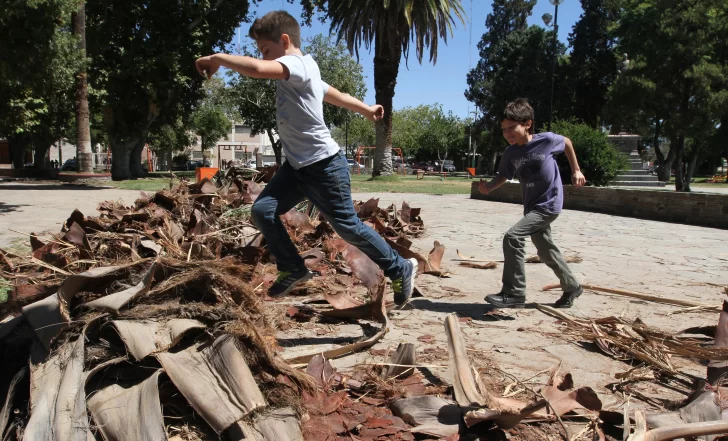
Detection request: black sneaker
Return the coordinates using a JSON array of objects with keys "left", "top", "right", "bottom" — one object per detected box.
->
[
  {"left": 392, "top": 258, "right": 418, "bottom": 307},
  {"left": 554, "top": 286, "right": 583, "bottom": 308},
  {"left": 268, "top": 268, "right": 314, "bottom": 298},
  {"left": 484, "top": 292, "right": 526, "bottom": 308}
]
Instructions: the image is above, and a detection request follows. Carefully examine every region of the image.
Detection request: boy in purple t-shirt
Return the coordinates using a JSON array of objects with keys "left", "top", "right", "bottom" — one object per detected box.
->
[{"left": 478, "top": 98, "right": 586, "bottom": 309}]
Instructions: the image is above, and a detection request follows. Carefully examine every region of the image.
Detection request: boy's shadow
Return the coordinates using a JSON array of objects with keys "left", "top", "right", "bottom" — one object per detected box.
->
[{"left": 407, "top": 298, "right": 542, "bottom": 322}]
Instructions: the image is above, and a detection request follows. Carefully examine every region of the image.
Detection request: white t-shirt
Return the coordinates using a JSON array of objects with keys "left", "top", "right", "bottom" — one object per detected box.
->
[{"left": 275, "top": 54, "right": 340, "bottom": 169}]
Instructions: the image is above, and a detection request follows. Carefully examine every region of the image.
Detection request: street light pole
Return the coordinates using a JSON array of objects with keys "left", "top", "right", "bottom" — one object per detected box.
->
[
  {"left": 469, "top": 108, "right": 479, "bottom": 170},
  {"left": 548, "top": 0, "right": 564, "bottom": 132}
]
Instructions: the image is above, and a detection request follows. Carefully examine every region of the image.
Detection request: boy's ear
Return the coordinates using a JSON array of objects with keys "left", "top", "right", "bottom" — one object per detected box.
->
[
  {"left": 524, "top": 120, "right": 533, "bottom": 130},
  {"left": 281, "top": 33, "right": 291, "bottom": 49}
]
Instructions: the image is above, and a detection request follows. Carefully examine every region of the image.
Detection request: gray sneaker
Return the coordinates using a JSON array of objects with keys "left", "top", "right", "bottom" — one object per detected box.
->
[
  {"left": 392, "top": 258, "right": 418, "bottom": 307},
  {"left": 268, "top": 268, "right": 314, "bottom": 298}
]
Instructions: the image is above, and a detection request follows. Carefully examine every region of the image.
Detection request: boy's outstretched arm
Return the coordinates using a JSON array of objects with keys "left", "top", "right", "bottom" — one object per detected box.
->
[
  {"left": 564, "top": 137, "right": 586, "bottom": 186},
  {"left": 478, "top": 176, "right": 508, "bottom": 195},
  {"left": 324, "top": 86, "right": 384, "bottom": 122},
  {"left": 195, "top": 54, "right": 289, "bottom": 80}
]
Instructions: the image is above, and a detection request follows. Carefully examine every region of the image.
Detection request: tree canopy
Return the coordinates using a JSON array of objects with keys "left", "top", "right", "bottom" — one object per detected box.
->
[
  {"left": 85, "top": 0, "right": 254, "bottom": 180},
  {"left": 0, "top": 0, "right": 82, "bottom": 168}
]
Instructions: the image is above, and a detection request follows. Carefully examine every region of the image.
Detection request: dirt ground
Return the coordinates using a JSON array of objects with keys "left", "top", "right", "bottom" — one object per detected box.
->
[{"left": 2, "top": 182, "right": 727, "bottom": 414}]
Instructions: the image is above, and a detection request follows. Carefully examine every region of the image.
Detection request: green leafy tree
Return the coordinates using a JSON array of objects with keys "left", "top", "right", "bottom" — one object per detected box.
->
[
  {"left": 465, "top": 0, "right": 536, "bottom": 112},
  {"left": 230, "top": 35, "right": 367, "bottom": 165},
  {"left": 85, "top": 0, "right": 253, "bottom": 180},
  {"left": 566, "top": 0, "right": 620, "bottom": 128},
  {"left": 611, "top": 0, "right": 728, "bottom": 191},
  {"left": 0, "top": 0, "right": 82, "bottom": 169},
  {"left": 318, "top": 0, "right": 465, "bottom": 176},
  {"left": 468, "top": 25, "right": 566, "bottom": 173},
  {"left": 552, "top": 120, "right": 627, "bottom": 186},
  {"left": 332, "top": 114, "right": 375, "bottom": 153},
  {"left": 466, "top": 0, "right": 568, "bottom": 173},
  {"left": 191, "top": 106, "right": 232, "bottom": 151},
  {"left": 148, "top": 117, "right": 194, "bottom": 171}
]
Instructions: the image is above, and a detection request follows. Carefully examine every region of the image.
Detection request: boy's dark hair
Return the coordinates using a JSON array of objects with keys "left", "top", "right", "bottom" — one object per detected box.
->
[
  {"left": 503, "top": 98, "right": 535, "bottom": 134},
  {"left": 248, "top": 10, "right": 301, "bottom": 48}
]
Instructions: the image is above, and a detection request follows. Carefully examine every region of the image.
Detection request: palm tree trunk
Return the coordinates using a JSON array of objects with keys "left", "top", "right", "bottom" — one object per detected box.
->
[
  {"left": 372, "top": 32, "right": 400, "bottom": 176},
  {"left": 72, "top": 3, "right": 94, "bottom": 174}
]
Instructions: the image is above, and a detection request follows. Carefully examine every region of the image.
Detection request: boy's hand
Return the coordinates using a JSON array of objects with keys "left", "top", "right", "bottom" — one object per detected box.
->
[
  {"left": 478, "top": 179, "right": 490, "bottom": 194},
  {"left": 364, "top": 105, "right": 384, "bottom": 122},
  {"left": 195, "top": 55, "right": 220, "bottom": 79},
  {"left": 572, "top": 170, "right": 586, "bottom": 187}
]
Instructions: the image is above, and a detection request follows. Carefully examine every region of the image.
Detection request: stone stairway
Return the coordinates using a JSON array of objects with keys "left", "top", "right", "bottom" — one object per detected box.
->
[
  {"left": 610, "top": 150, "right": 666, "bottom": 187},
  {"left": 607, "top": 133, "right": 666, "bottom": 187}
]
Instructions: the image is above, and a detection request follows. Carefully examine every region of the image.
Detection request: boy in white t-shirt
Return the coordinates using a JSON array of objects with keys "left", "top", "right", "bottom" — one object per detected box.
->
[{"left": 195, "top": 10, "right": 417, "bottom": 304}]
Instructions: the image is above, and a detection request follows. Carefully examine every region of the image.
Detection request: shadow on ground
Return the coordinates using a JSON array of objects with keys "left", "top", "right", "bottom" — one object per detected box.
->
[
  {"left": 409, "top": 298, "right": 566, "bottom": 322},
  {"left": 0, "top": 184, "right": 107, "bottom": 191},
  {"left": 0, "top": 202, "right": 29, "bottom": 214}
]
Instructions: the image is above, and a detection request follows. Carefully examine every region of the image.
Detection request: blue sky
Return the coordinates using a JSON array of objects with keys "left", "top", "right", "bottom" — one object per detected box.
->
[{"left": 234, "top": 0, "right": 584, "bottom": 119}]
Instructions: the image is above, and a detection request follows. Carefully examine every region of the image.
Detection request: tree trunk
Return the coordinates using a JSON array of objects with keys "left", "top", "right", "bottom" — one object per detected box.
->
[
  {"left": 486, "top": 149, "right": 497, "bottom": 176},
  {"left": 32, "top": 133, "right": 53, "bottom": 169},
  {"left": 129, "top": 139, "right": 147, "bottom": 178},
  {"left": 8, "top": 134, "right": 30, "bottom": 169},
  {"left": 674, "top": 135, "right": 686, "bottom": 192},
  {"left": 267, "top": 129, "right": 282, "bottom": 165},
  {"left": 657, "top": 133, "right": 676, "bottom": 183},
  {"left": 372, "top": 31, "right": 400, "bottom": 177},
  {"left": 684, "top": 143, "right": 701, "bottom": 193},
  {"left": 110, "top": 137, "right": 140, "bottom": 181},
  {"left": 652, "top": 118, "right": 667, "bottom": 180},
  {"left": 72, "top": 4, "right": 93, "bottom": 174}
]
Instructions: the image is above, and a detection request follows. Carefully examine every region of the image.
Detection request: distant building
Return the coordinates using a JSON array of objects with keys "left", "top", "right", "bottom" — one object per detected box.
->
[
  {"left": 195, "top": 124, "right": 280, "bottom": 167},
  {"left": 0, "top": 123, "right": 283, "bottom": 171}
]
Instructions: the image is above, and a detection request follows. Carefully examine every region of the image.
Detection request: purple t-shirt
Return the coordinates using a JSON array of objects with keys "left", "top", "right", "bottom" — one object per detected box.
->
[{"left": 497, "top": 132, "right": 565, "bottom": 215}]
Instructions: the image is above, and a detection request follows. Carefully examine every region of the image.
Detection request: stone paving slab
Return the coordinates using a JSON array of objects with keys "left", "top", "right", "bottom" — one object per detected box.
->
[
  {"left": 2, "top": 183, "right": 727, "bottom": 410},
  {"left": 0, "top": 183, "right": 143, "bottom": 248}
]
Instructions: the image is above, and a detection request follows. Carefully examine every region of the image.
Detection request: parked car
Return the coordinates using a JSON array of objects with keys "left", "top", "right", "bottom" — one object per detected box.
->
[
  {"left": 440, "top": 160, "right": 456, "bottom": 172},
  {"left": 392, "top": 157, "right": 413, "bottom": 174},
  {"left": 347, "top": 158, "right": 365, "bottom": 171},
  {"left": 61, "top": 158, "right": 77, "bottom": 171},
  {"left": 411, "top": 162, "right": 435, "bottom": 174},
  {"left": 186, "top": 159, "right": 211, "bottom": 170}
]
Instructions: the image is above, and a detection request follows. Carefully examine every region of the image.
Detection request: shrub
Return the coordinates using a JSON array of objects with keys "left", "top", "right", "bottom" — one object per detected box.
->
[{"left": 550, "top": 120, "right": 628, "bottom": 187}]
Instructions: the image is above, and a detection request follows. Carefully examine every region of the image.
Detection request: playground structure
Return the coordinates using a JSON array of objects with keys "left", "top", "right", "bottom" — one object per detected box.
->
[{"left": 354, "top": 146, "right": 406, "bottom": 175}]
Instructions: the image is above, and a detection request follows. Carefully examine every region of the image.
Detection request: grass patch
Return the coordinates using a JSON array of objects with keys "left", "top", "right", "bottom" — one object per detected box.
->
[
  {"left": 0, "top": 277, "right": 9, "bottom": 304},
  {"left": 666, "top": 177, "right": 728, "bottom": 188},
  {"left": 0, "top": 237, "right": 26, "bottom": 304},
  {"left": 350, "top": 174, "right": 473, "bottom": 194},
  {"left": 100, "top": 178, "right": 175, "bottom": 192},
  {"left": 6, "top": 237, "right": 31, "bottom": 257},
  {"left": 147, "top": 170, "right": 196, "bottom": 178},
  {"left": 97, "top": 173, "right": 475, "bottom": 195}
]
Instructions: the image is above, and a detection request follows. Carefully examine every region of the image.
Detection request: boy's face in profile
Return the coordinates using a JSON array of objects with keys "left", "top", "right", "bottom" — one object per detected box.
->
[
  {"left": 256, "top": 35, "right": 289, "bottom": 61},
  {"left": 501, "top": 118, "right": 532, "bottom": 146}
]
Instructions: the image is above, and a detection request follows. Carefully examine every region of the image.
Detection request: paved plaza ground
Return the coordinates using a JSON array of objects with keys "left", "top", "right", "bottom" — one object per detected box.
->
[{"left": 1, "top": 182, "right": 727, "bottom": 410}]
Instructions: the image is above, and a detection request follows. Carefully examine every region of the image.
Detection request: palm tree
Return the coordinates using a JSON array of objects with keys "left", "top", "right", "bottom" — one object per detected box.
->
[
  {"left": 327, "top": 0, "right": 466, "bottom": 176},
  {"left": 72, "top": 3, "right": 94, "bottom": 174}
]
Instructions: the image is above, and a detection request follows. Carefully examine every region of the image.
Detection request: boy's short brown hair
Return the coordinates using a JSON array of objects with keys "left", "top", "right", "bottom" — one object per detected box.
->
[
  {"left": 503, "top": 98, "right": 535, "bottom": 134},
  {"left": 248, "top": 10, "right": 301, "bottom": 48}
]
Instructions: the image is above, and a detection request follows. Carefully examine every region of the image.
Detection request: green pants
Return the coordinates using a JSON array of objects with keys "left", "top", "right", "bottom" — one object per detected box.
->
[{"left": 502, "top": 210, "right": 580, "bottom": 296}]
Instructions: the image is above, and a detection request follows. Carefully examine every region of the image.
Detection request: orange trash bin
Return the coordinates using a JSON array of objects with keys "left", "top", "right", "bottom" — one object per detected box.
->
[{"left": 195, "top": 167, "right": 219, "bottom": 183}]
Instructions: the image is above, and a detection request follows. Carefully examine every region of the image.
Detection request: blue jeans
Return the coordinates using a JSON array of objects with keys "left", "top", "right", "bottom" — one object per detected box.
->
[{"left": 251, "top": 151, "right": 407, "bottom": 280}]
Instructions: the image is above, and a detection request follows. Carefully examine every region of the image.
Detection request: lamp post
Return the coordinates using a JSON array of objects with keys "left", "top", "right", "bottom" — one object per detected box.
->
[
  {"left": 468, "top": 108, "right": 479, "bottom": 171},
  {"left": 542, "top": 0, "right": 564, "bottom": 132}
]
